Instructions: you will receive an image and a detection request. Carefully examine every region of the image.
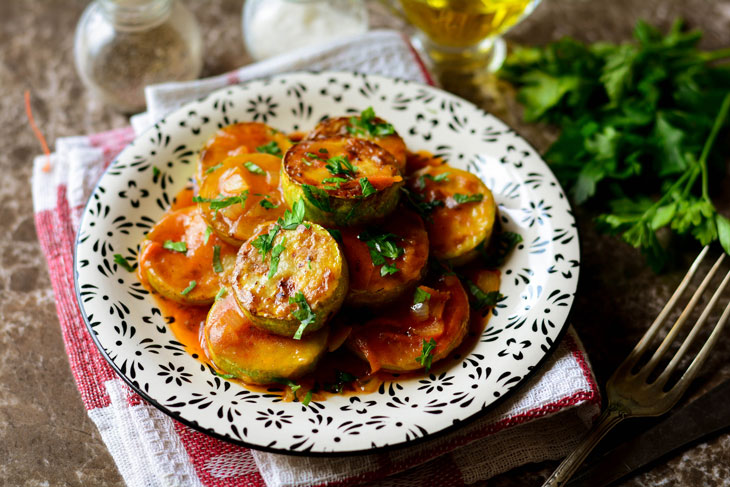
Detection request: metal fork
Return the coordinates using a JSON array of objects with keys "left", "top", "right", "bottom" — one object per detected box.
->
[{"left": 543, "top": 246, "right": 730, "bottom": 487}]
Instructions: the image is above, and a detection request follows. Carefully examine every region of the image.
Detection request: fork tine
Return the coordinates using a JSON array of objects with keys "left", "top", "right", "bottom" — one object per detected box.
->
[
  {"left": 638, "top": 253, "right": 726, "bottom": 379},
  {"left": 619, "top": 246, "right": 710, "bottom": 372},
  {"left": 663, "top": 286, "right": 730, "bottom": 405},
  {"left": 655, "top": 267, "right": 730, "bottom": 387}
]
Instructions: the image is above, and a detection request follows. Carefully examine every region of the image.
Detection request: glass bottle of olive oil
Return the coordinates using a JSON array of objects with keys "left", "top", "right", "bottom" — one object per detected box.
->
[{"left": 397, "top": 0, "right": 539, "bottom": 71}]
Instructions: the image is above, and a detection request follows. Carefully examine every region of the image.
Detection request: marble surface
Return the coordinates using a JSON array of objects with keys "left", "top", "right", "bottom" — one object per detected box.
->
[{"left": 1, "top": 0, "right": 730, "bottom": 485}]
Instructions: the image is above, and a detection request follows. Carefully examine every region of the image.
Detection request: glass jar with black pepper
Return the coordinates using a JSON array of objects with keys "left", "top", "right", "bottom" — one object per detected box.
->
[{"left": 74, "top": 0, "right": 203, "bottom": 113}]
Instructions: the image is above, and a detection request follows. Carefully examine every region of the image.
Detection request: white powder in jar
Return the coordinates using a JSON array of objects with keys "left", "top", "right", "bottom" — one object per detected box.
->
[{"left": 244, "top": 0, "right": 368, "bottom": 61}]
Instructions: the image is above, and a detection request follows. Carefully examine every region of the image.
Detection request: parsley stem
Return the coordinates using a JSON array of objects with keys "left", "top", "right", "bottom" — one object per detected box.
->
[
  {"left": 699, "top": 93, "right": 730, "bottom": 200},
  {"left": 700, "top": 47, "right": 730, "bottom": 63}
]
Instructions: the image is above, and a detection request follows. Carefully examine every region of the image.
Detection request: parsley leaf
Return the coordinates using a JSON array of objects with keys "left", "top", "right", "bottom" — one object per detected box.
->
[
  {"left": 260, "top": 199, "right": 279, "bottom": 209},
  {"left": 415, "top": 338, "right": 437, "bottom": 372},
  {"left": 413, "top": 287, "right": 431, "bottom": 305},
  {"left": 280, "top": 198, "right": 306, "bottom": 229},
  {"left": 214, "top": 287, "right": 227, "bottom": 301},
  {"left": 256, "top": 141, "right": 282, "bottom": 156},
  {"left": 204, "top": 162, "right": 224, "bottom": 175},
  {"left": 203, "top": 226, "right": 213, "bottom": 245},
  {"left": 180, "top": 280, "right": 197, "bottom": 296},
  {"left": 268, "top": 238, "right": 286, "bottom": 279},
  {"left": 499, "top": 19, "right": 730, "bottom": 269},
  {"left": 358, "top": 230, "right": 405, "bottom": 276},
  {"left": 301, "top": 390, "right": 313, "bottom": 406},
  {"left": 212, "top": 245, "right": 223, "bottom": 273},
  {"left": 113, "top": 254, "right": 135, "bottom": 272},
  {"left": 163, "top": 240, "right": 187, "bottom": 253},
  {"left": 289, "top": 291, "right": 316, "bottom": 340},
  {"left": 359, "top": 177, "right": 377, "bottom": 197},
  {"left": 465, "top": 279, "right": 504, "bottom": 316},
  {"left": 347, "top": 107, "right": 395, "bottom": 136},
  {"left": 252, "top": 225, "right": 280, "bottom": 257},
  {"left": 325, "top": 155, "right": 358, "bottom": 178},
  {"left": 302, "top": 184, "right": 332, "bottom": 212},
  {"left": 193, "top": 191, "right": 249, "bottom": 211},
  {"left": 326, "top": 228, "right": 343, "bottom": 243},
  {"left": 243, "top": 161, "right": 266, "bottom": 175},
  {"left": 453, "top": 193, "right": 484, "bottom": 205},
  {"left": 325, "top": 370, "right": 357, "bottom": 393},
  {"left": 416, "top": 172, "right": 449, "bottom": 190},
  {"left": 400, "top": 187, "right": 444, "bottom": 223},
  {"left": 478, "top": 231, "right": 523, "bottom": 267}
]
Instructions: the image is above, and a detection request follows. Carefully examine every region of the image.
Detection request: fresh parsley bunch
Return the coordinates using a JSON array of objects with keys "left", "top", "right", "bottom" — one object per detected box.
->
[{"left": 499, "top": 19, "right": 730, "bottom": 270}]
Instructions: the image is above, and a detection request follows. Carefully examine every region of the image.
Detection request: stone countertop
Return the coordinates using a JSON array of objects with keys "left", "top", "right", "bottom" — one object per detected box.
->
[{"left": 1, "top": 0, "right": 729, "bottom": 485}]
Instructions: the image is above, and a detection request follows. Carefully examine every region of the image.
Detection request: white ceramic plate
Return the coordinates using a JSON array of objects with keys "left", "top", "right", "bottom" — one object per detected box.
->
[{"left": 74, "top": 71, "right": 579, "bottom": 455}]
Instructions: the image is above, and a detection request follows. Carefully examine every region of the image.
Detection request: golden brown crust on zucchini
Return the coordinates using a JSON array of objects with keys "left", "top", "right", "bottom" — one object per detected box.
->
[
  {"left": 281, "top": 137, "right": 404, "bottom": 226},
  {"left": 305, "top": 116, "right": 407, "bottom": 173},
  {"left": 232, "top": 221, "right": 348, "bottom": 337}
]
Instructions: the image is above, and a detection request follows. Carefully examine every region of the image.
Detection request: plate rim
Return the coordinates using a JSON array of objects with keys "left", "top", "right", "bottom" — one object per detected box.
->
[{"left": 73, "top": 69, "right": 580, "bottom": 457}]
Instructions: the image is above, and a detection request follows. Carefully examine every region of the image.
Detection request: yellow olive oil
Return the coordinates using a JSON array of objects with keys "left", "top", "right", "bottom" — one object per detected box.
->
[{"left": 400, "top": 0, "right": 532, "bottom": 48}]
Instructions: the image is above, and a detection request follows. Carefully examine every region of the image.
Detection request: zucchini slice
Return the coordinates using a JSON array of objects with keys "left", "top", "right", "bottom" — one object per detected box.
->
[
  {"left": 281, "top": 137, "right": 403, "bottom": 226},
  {"left": 305, "top": 115, "right": 407, "bottom": 173},
  {"left": 204, "top": 292, "right": 329, "bottom": 385},
  {"left": 346, "top": 274, "right": 470, "bottom": 373},
  {"left": 197, "top": 154, "right": 286, "bottom": 246},
  {"left": 197, "top": 122, "right": 292, "bottom": 182},
  {"left": 461, "top": 268, "right": 501, "bottom": 333},
  {"left": 407, "top": 165, "right": 496, "bottom": 265},
  {"left": 232, "top": 221, "right": 348, "bottom": 338},
  {"left": 339, "top": 206, "right": 429, "bottom": 307},
  {"left": 138, "top": 206, "right": 238, "bottom": 305}
]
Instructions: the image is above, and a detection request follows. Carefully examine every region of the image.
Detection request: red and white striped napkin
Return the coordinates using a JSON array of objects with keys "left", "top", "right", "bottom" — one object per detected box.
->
[{"left": 32, "top": 30, "right": 600, "bottom": 487}]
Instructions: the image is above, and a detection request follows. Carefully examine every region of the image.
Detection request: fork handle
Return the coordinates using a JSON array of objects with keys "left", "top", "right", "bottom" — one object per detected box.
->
[{"left": 541, "top": 404, "right": 628, "bottom": 487}]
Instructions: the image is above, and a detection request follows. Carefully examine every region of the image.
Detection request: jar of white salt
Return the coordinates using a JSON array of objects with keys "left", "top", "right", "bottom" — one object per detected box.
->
[{"left": 243, "top": 0, "right": 369, "bottom": 61}]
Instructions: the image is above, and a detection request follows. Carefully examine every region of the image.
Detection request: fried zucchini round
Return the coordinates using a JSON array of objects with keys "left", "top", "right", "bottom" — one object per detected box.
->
[
  {"left": 204, "top": 293, "right": 329, "bottom": 385},
  {"left": 281, "top": 137, "right": 403, "bottom": 226},
  {"left": 305, "top": 116, "right": 407, "bottom": 172},
  {"left": 197, "top": 122, "right": 292, "bottom": 182},
  {"left": 138, "top": 206, "right": 237, "bottom": 305},
  {"left": 407, "top": 165, "right": 496, "bottom": 265},
  {"left": 232, "top": 221, "right": 348, "bottom": 338},
  {"left": 346, "top": 274, "right": 470, "bottom": 373},
  {"left": 339, "top": 207, "right": 429, "bottom": 307},
  {"left": 197, "top": 154, "right": 286, "bottom": 245}
]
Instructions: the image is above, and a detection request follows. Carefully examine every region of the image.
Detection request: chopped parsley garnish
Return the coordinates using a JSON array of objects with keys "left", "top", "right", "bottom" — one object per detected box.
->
[
  {"left": 325, "top": 155, "right": 358, "bottom": 178},
  {"left": 252, "top": 199, "right": 307, "bottom": 265},
  {"left": 453, "top": 193, "right": 484, "bottom": 205},
  {"left": 280, "top": 198, "right": 306, "bottom": 229},
  {"left": 213, "top": 369, "right": 237, "bottom": 379},
  {"left": 163, "top": 240, "right": 187, "bottom": 253},
  {"left": 214, "top": 287, "right": 227, "bottom": 301},
  {"left": 358, "top": 230, "right": 404, "bottom": 276},
  {"left": 347, "top": 107, "right": 395, "bottom": 136},
  {"left": 326, "top": 228, "right": 343, "bottom": 243},
  {"left": 193, "top": 190, "right": 249, "bottom": 211},
  {"left": 415, "top": 172, "right": 450, "bottom": 190},
  {"left": 302, "top": 184, "right": 332, "bottom": 212},
  {"left": 301, "top": 390, "right": 313, "bottom": 406},
  {"left": 268, "top": 238, "right": 286, "bottom": 278},
  {"left": 318, "top": 148, "right": 329, "bottom": 154},
  {"left": 243, "top": 161, "right": 265, "bottom": 175},
  {"left": 256, "top": 141, "right": 282, "bottom": 156},
  {"left": 275, "top": 378, "right": 302, "bottom": 396},
  {"left": 113, "top": 254, "right": 135, "bottom": 272},
  {"left": 415, "top": 338, "right": 437, "bottom": 372},
  {"left": 289, "top": 291, "right": 316, "bottom": 340},
  {"left": 400, "top": 187, "right": 444, "bottom": 223},
  {"left": 180, "top": 280, "right": 197, "bottom": 296},
  {"left": 152, "top": 166, "right": 161, "bottom": 178},
  {"left": 322, "top": 177, "right": 348, "bottom": 190},
  {"left": 465, "top": 279, "right": 504, "bottom": 316},
  {"left": 413, "top": 287, "right": 431, "bottom": 305},
  {"left": 204, "top": 162, "right": 224, "bottom": 175},
  {"left": 212, "top": 245, "right": 223, "bottom": 273},
  {"left": 325, "top": 370, "right": 357, "bottom": 393},
  {"left": 259, "top": 199, "right": 279, "bottom": 210},
  {"left": 360, "top": 177, "right": 377, "bottom": 197},
  {"left": 203, "top": 226, "right": 213, "bottom": 244}
]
